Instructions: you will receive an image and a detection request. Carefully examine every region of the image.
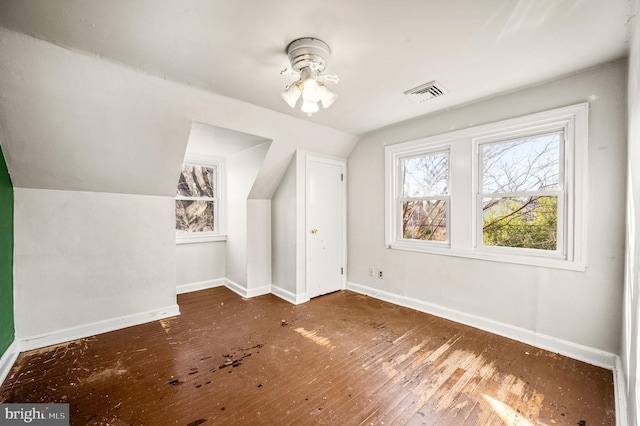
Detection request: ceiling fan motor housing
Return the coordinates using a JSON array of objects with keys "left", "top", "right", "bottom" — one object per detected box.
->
[{"left": 286, "top": 37, "right": 331, "bottom": 73}]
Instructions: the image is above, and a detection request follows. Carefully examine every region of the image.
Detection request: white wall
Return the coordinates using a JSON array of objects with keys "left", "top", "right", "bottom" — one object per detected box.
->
[
  {"left": 622, "top": 0, "right": 640, "bottom": 422},
  {"left": 247, "top": 199, "right": 272, "bottom": 294},
  {"left": 176, "top": 242, "right": 225, "bottom": 287},
  {"left": 14, "top": 189, "right": 176, "bottom": 338},
  {"left": 272, "top": 156, "right": 297, "bottom": 295},
  {"left": 225, "top": 143, "right": 270, "bottom": 288},
  {"left": 295, "top": 152, "right": 309, "bottom": 299},
  {"left": 348, "top": 60, "right": 627, "bottom": 355},
  {"left": 0, "top": 30, "right": 190, "bottom": 197}
]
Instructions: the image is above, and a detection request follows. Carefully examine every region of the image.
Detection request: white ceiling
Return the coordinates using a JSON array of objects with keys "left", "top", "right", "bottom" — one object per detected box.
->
[{"left": 0, "top": 0, "right": 632, "bottom": 135}]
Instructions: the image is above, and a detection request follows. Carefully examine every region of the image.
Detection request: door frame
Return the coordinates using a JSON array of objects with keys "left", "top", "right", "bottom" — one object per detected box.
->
[{"left": 305, "top": 154, "right": 347, "bottom": 297}]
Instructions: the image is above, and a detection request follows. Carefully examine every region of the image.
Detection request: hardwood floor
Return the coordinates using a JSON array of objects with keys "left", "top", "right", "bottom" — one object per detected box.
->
[{"left": 0, "top": 287, "right": 615, "bottom": 425}]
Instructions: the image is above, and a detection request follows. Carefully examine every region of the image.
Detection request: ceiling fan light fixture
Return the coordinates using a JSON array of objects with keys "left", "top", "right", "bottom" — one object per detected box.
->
[
  {"left": 301, "top": 100, "right": 319, "bottom": 116},
  {"left": 302, "top": 86, "right": 323, "bottom": 105},
  {"left": 281, "top": 83, "right": 302, "bottom": 108},
  {"left": 281, "top": 37, "right": 339, "bottom": 116},
  {"left": 300, "top": 67, "right": 319, "bottom": 87},
  {"left": 320, "top": 85, "right": 338, "bottom": 109}
]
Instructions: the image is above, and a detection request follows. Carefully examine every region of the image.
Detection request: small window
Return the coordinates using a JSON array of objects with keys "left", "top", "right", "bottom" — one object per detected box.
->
[
  {"left": 175, "top": 159, "right": 225, "bottom": 244},
  {"left": 478, "top": 132, "right": 563, "bottom": 254},
  {"left": 400, "top": 151, "right": 449, "bottom": 242},
  {"left": 176, "top": 164, "right": 216, "bottom": 233}
]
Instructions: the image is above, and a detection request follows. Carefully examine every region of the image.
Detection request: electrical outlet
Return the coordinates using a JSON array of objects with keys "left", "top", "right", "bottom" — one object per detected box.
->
[
  {"left": 368, "top": 266, "right": 374, "bottom": 277},
  {"left": 378, "top": 270, "right": 383, "bottom": 279}
]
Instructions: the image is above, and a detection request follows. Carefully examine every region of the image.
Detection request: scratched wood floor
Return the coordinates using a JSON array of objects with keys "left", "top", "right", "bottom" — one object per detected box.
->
[{"left": 0, "top": 287, "right": 614, "bottom": 425}]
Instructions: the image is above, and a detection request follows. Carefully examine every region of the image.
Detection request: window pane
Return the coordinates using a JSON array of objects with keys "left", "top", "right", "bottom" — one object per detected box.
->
[
  {"left": 482, "top": 196, "right": 557, "bottom": 250},
  {"left": 176, "top": 200, "right": 214, "bottom": 232},
  {"left": 402, "top": 152, "right": 449, "bottom": 197},
  {"left": 481, "top": 133, "right": 560, "bottom": 193},
  {"left": 402, "top": 200, "right": 447, "bottom": 241},
  {"left": 176, "top": 164, "right": 215, "bottom": 197}
]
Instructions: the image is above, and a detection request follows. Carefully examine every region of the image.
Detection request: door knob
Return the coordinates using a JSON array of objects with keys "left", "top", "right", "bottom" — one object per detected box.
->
[{"left": 311, "top": 229, "right": 318, "bottom": 234}]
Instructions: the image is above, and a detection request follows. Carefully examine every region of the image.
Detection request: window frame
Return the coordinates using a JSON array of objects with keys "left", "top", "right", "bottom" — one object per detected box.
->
[
  {"left": 474, "top": 130, "right": 566, "bottom": 259},
  {"left": 385, "top": 103, "right": 588, "bottom": 271},
  {"left": 175, "top": 154, "right": 226, "bottom": 244},
  {"left": 396, "top": 146, "right": 451, "bottom": 247}
]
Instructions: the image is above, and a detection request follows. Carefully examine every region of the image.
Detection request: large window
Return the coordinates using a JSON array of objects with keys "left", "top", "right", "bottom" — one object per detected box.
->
[
  {"left": 479, "top": 132, "right": 563, "bottom": 253},
  {"left": 175, "top": 157, "right": 225, "bottom": 244},
  {"left": 385, "top": 103, "right": 588, "bottom": 270}
]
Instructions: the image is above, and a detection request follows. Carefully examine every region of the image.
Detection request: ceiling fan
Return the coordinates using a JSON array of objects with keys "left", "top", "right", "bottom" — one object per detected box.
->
[{"left": 280, "top": 37, "right": 339, "bottom": 116}]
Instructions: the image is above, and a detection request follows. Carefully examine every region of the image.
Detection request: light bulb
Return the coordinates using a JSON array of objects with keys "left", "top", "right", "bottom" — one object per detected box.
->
[
  {"left": 302, "top": 83, "right": 322, "bottom": 103},
  {"left": 303, "top": 76, "right": 318, "bottom": 89},
  {"left": 301, "top": 100, "right": 319, "bottom": 116}
]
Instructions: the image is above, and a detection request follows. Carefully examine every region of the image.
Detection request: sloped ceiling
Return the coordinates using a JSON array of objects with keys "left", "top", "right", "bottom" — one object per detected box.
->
[
  {"left": 0, "top": 1, "right": 632, "bottom": 197},
  {"left": 186, "top": 123, "right": 269, "bottom": 159},
  {"left": 0, "top": 27, "right": 358, "bottom": 196},
  {"left": 0, "top": 0, "right": 632, "bottom": 135}
]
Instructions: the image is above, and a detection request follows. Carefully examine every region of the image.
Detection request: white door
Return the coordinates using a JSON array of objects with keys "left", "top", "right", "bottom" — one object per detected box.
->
[{"left": 306, "top": 156, "right": 345, "bottom": 299}]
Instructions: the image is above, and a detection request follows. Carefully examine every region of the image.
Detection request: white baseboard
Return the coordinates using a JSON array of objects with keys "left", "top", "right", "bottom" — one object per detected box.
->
[
  {"left": 18, "top": 304, "right": 181, "bottom": 352},
  {"left": 271, "top": 285, "right": 310, "bottom": 305},
  {"left": 614, "top": 356, "right": 629, "bottom": 426},
  {"left": 224, "top": 279, "right": 271, "bottom": 299},
  {"left": 177, "top": 278, "right": 225, "bottom": 294},
  {"left": 179, "top": 277, "right": 306, "bottom": 305},
  {"left": 0, "top": 340, "right": 19, "bottom": 387},
  {"left": 224, "top": 278, "right": 248, "bottom": 298},
  {"left": 346, "top": 281, "right": 617, "bottom": 370},
  {"left": 246, "top": 284, "right": 271, "bottom": 298}
]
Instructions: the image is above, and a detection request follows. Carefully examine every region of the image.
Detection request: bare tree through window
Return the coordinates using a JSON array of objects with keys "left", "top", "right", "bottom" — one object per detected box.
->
[
  {"left": 480, "top": 133, "right": 561, "bottom": 251},
  {"left": 401, "top": 152, "right": 449, "bottom": 241},
  {"left": 175, "top": 164, "right": 216, "bottom": 233},
  {"left": 386, "top": 104, "right": 586, "bottom": 267},
  {"left": 399, "top": 133, "right": 561, "bottom": 250}
]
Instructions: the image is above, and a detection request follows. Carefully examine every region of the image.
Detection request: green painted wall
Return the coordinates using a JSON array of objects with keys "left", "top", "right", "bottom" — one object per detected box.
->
[{"left": 0, "top": 146, "right": 13, "bottom": 356}]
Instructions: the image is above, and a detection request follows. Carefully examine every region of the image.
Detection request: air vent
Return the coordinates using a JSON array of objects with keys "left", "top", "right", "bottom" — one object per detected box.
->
[{"left": 404, "top": 81, "right": 447, "bottom": 103}]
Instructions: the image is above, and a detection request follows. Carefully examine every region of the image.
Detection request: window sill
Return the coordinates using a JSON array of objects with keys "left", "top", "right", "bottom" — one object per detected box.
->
[
  {"left": 176, "top": 233, "right": 227, "bottom": 245},
  {"left": 388, "top": 241, "right": 586, "bottom": 272}
]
